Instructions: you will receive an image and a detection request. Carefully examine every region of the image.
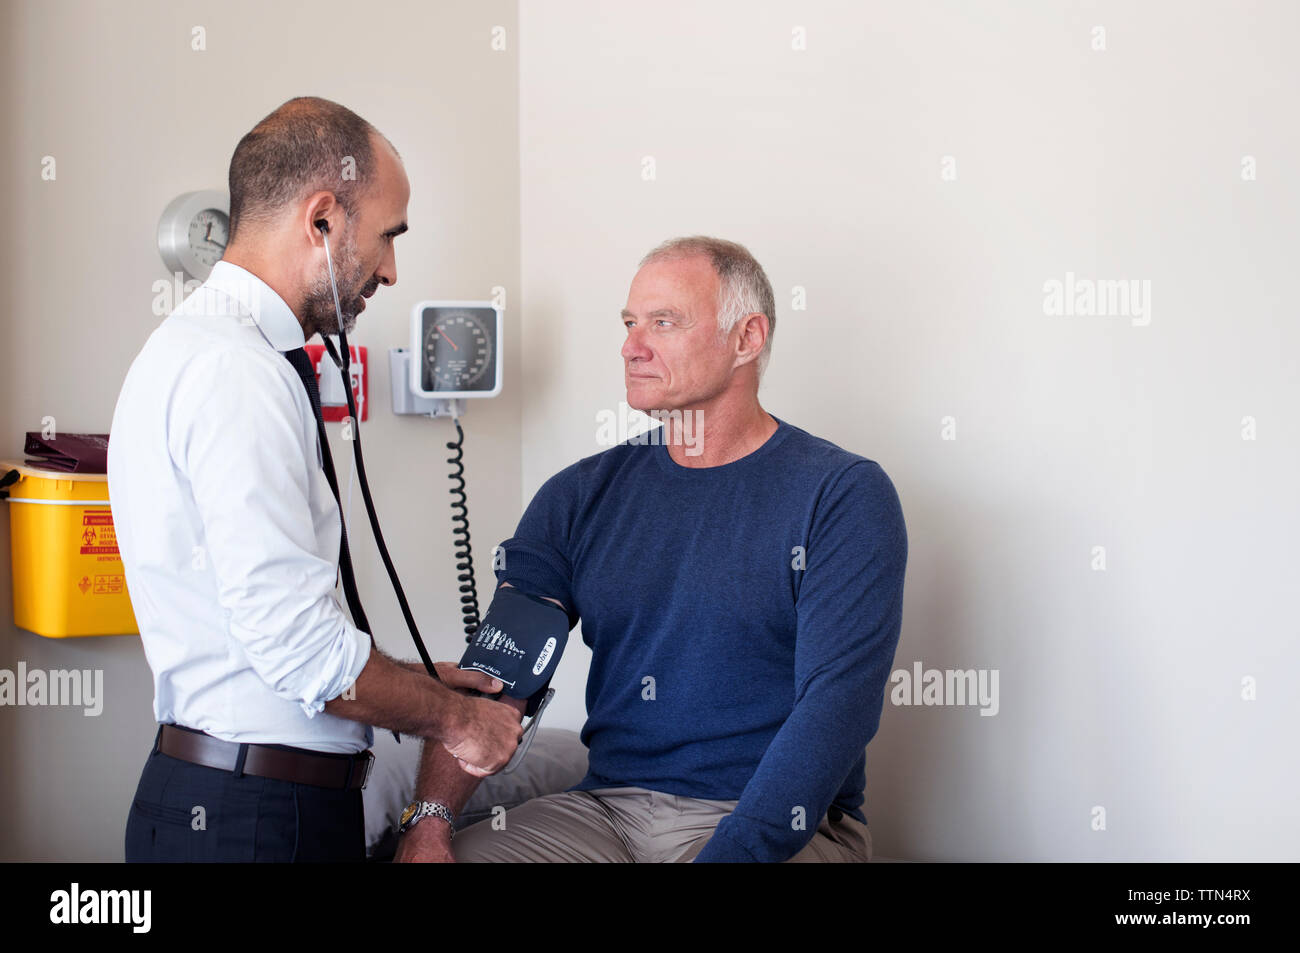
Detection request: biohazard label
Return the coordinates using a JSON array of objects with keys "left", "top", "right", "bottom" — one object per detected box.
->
[{"left": 80, "top": 509, "right": 119, "bottom": 555}]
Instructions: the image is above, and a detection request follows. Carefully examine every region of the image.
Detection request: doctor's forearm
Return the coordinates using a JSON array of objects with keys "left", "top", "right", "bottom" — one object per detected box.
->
[
  {"left": 407, "top": 692, "right": 527, "bottom": 810},
  {"left": 324, "top": 649, "right": 466, "bottom": 740},
  {"left": 396, "top": 695, "right": 527, "bottom": 859},
  {"left": 414, "top": 739, "right": 485, "bottom": 818}
]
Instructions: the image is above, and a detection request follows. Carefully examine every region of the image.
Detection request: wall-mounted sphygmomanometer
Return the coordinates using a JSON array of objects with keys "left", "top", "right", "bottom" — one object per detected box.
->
[
  {"left": 391, "top": 301, "right": 503, "bottom": 415},
  {"left": 410, "top": 301, "right": 503, "bottom": 399}
]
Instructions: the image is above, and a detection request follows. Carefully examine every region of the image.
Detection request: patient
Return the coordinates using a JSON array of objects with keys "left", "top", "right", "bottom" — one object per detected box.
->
[{"left": 396, "top": 236, "right": 908, "bottom": 862}]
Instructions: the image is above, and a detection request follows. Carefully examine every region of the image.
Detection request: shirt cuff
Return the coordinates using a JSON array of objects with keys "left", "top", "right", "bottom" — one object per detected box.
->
[{"left": 297, "top": 622, "right": 372, "bottom": 719}]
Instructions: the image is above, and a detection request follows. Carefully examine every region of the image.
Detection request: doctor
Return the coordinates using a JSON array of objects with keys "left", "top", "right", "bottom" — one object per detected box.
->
[{"left": 109, "top": 97, "right": 521, "bottom": 862}]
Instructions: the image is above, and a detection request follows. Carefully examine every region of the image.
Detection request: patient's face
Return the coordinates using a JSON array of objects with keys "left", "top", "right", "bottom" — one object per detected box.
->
[{"left": 621, "top": 255, "right": 737, "bottom": 413}]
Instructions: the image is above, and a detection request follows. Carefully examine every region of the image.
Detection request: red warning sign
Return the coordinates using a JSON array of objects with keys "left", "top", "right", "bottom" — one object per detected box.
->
[{"left": 304, "top": 344, "right": 368, "bottom": 422}]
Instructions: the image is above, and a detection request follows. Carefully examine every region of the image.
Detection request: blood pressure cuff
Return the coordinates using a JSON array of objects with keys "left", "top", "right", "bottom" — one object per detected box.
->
[{"left": 459, "top": 586, "right": 570, "bottom": 716}]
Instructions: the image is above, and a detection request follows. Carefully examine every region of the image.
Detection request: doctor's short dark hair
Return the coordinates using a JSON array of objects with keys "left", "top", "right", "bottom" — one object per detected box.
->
[
  {"left": 639, "top": 236, "right": 777, "bottom": 378},
  {"left": 227, "top": 96, "right": 387, "bottom": 241}
]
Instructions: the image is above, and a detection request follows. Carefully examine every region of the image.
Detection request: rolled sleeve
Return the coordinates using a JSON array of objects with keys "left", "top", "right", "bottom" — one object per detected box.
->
[
  {"left": 296, "top": 624, "right": 371, "bottom": 718},
  {"left": 172, "top": 346, "right": 370, "bottom": 716}
]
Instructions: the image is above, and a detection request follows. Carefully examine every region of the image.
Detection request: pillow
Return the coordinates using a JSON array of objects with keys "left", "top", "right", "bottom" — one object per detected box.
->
[{"left": 364, "top": 728, "right": 588, "bottom": 860}]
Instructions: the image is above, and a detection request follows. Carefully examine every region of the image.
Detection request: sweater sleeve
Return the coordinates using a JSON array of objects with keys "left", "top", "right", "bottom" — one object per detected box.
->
[
  {"left": 693, "top": 461, "right": 907, "bottom": 862},
  {"left": 494, "top": 464, "right": 582, "bottom": 628}
]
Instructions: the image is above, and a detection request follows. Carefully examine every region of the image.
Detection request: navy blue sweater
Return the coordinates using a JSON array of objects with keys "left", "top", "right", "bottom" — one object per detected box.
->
[{"left": 495, "top": 415, "right": 907, "bottom": 862}]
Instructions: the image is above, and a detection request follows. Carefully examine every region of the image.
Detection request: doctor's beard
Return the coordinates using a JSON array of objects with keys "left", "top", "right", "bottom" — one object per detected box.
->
[{"left": 302, "top": 226, "right": 373, "bottom": 337}]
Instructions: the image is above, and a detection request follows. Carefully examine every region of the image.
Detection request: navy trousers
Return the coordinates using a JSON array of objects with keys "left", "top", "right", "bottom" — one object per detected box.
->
[{"left": 124, "top": 727, "right": 366, "bottom": 862}]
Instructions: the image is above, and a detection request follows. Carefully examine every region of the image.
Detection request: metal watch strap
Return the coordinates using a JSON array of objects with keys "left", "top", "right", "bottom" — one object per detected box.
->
[{"left": 399, "top": 800, "right": 455, "bottom": 837}]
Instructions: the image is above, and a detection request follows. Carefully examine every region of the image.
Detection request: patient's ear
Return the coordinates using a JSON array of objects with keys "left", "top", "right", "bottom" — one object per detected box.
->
[{"left": 735, "top": 311, "right": 769, "bottom": 365}]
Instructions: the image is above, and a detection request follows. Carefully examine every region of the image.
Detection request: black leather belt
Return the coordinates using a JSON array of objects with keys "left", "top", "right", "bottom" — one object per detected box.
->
[{"left": 157, "top": 724, "right": 373, "bottom": 790}]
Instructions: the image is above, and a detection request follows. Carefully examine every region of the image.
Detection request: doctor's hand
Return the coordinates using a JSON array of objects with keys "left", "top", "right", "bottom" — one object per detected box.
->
[
  {"left": 442, "top": 693, "right": 523, "bottom": 778},
  {"left": 431, "top": 661, "right": 504, "bottom": 696}
]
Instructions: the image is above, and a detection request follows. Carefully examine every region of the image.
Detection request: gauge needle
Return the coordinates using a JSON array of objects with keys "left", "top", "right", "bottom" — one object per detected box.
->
[{"left": 437, "top": 325, "right": 459, "bottom": 351}]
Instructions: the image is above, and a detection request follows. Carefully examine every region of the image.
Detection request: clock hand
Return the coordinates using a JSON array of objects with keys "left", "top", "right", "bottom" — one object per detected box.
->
[{"left": 436, "top": 325, "right": 459, "bottom": 351}]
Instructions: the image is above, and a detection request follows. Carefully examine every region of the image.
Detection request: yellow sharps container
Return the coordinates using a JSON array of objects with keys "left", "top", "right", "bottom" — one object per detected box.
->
[{"left": 1, "top": 461, "right": 138, "bottom": 637}]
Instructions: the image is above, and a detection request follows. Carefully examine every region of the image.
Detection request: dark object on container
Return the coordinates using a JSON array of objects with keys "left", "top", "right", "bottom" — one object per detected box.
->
[{"left": 23, "top": 432, "right": 110, "bottom": 473}]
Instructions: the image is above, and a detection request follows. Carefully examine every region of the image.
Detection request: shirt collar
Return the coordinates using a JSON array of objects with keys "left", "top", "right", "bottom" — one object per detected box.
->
[{"left": 203, "top": 260, "right": 306, "bottom": 352}]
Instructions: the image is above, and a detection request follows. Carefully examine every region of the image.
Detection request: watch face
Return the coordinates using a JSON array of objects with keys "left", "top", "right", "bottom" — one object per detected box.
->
[{"left": 399, "top": 803, "right": 417, "bottom": 828}]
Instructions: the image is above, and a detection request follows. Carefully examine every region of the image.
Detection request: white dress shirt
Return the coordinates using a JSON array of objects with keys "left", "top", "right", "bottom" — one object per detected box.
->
[{"left": 108, "top": 260, "right": 372, "bottom": 753}]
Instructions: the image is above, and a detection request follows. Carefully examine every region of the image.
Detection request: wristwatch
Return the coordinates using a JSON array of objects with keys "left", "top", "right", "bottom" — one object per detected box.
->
[{"left": 398, "top": 799, "right": 455, "bottom": 837}]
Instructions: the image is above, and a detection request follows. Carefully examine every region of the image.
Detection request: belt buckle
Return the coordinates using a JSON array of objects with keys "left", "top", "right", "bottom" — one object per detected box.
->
[{"left": 360, "top": 750, "right": 374, "bottom": 790}]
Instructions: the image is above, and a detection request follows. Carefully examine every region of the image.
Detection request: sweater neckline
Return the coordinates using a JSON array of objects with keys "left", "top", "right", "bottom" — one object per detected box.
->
[{"left": 653, "top": 414, "right": 792, "bottom": 476}]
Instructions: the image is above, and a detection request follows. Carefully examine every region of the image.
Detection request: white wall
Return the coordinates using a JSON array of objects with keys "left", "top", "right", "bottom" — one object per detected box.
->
[
  {"left": 0, "top": 0, "right": 521, "bottom": 861},
  {"left": 517, "top": 0, "right": 1300, "bottom": 860}
]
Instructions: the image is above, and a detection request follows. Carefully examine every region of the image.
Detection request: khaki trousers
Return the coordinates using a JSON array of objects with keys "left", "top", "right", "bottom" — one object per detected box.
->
[{"left": 453, "top": 786, "right": 872, "bottom": 863}]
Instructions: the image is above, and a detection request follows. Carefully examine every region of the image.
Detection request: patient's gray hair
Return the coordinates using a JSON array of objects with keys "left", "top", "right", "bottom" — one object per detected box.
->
[{"left": 639, "top": 236, "right": 776, "bottom": 378}]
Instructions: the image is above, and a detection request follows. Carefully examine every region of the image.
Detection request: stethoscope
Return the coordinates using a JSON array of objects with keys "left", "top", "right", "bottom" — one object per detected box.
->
[
  {"left": 314, "top": 218, "right": 440, "bottom": 682},
  {"left": 315, "top": 219, "right": 542, "bottom": 772}
]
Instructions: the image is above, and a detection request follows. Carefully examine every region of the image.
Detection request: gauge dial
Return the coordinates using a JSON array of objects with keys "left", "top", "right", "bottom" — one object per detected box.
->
[{"left": 422, "top": 310, "right": 493, "bottom": 392}]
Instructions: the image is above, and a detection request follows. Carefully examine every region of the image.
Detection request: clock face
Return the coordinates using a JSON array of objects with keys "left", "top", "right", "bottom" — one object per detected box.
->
[
  {"left": 158, "top": 190, "right": 230, "bottom": 282},
  {"left": 187, "top": 208, "right": 228, "bottom": 270}
]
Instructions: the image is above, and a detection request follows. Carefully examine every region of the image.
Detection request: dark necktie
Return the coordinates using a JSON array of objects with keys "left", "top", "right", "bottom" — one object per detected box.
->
[{"left": 283, "top": 347, "right": 372, "bottom": 641}]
